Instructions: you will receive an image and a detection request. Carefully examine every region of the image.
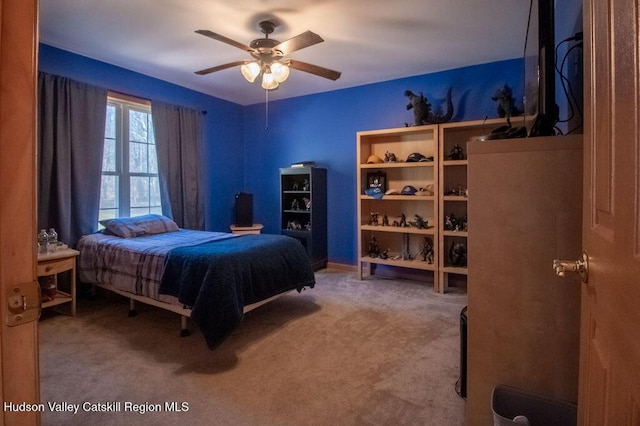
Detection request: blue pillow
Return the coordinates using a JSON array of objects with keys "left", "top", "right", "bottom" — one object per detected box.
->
[{"left": 100, "top": 214, "right": 179, "bottom": 238}]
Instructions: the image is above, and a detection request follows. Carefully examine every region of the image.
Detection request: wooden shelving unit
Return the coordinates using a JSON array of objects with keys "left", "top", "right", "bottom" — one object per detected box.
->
[
  {"left": 357, "top": 117, "right": 535, "bottom": 293},
  {"left": 280, "top": 166, "right": 327, "bottom": 270},
  {"left": 437, "top": 117, "right": 534, "bottom": 292},
  {"left": 356, "top": 125, "right": 439, "bottom": 290}
]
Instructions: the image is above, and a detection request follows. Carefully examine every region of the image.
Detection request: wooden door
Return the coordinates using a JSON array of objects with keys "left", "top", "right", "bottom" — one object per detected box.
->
[
  {"left": 579, "top": 0, "right": 640, "bottom": 423},
  {"left": 0, "top": 1, "right": 40, "bottom": 425}
]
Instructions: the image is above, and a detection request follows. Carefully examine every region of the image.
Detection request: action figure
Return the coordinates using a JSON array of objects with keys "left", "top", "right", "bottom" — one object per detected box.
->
[
  {"left": 368, "top": 235, "right": 380, "bottom": 258},
  {"left": 419, "top": 237, "right": 434, "bottom": 263}
]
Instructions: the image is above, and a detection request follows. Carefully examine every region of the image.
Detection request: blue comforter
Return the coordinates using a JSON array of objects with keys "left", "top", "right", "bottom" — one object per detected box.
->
[{"left": 158, "top": 234, "right": 315, "bottom": 348}]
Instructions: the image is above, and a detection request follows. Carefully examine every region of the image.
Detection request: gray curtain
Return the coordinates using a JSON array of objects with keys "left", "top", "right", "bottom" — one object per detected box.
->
[
  {"left": 152, "top": 101, "right": 204, "bottom": 230},
  {"left": 38, "top": 72, "right": 107, "bottom": 248}
]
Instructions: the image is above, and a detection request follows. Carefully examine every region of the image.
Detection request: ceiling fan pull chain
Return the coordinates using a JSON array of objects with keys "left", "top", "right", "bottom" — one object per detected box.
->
[{"left": 265, "top": 88, "right": 269, "bottom": 130}]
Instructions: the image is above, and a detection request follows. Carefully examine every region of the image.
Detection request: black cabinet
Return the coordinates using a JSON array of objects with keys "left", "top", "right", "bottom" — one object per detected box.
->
[{"left": 280, "top": 167, "right": 327, "bottom": 270}]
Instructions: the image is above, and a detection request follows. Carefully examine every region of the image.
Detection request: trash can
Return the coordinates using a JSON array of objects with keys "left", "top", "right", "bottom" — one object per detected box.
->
[{"left": 492, "top": 385, "right": 577, "bottom": 426}]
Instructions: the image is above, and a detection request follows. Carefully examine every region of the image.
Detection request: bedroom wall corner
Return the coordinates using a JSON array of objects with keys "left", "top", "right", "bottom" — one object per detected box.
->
[{"left": 37, "top": 44, "right": 246, "bottom": 232}]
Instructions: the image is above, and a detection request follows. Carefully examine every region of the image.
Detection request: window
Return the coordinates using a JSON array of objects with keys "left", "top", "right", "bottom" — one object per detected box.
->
[{"left": 99, "top": 96, "right": 161, "bottom": 224}]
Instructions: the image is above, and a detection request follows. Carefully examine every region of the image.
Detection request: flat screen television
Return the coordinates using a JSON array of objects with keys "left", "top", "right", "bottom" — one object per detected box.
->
[{"left": 524, "top": 0, "right": 558, "bottom": 136}]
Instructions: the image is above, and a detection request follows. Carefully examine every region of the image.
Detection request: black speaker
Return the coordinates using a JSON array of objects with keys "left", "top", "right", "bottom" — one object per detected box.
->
[
  {"left": 235, "top": 193, "right": 253, "bottom": 227},
  {"left": 458, "top": 306, "right": 468, "bottom": 398}
]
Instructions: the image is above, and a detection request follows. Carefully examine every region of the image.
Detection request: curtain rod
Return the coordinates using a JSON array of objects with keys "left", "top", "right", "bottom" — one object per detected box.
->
[
  {"left": 107, "top": 91, "right": 207, "bottom": 115},
  {"left": 107, "top": 91, "right": 151, "bottom": 107}
]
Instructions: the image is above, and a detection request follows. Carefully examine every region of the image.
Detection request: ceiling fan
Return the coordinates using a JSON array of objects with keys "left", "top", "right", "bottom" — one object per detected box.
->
[{"left": 194, "top": 20, "right": 341, "bottom": 90}]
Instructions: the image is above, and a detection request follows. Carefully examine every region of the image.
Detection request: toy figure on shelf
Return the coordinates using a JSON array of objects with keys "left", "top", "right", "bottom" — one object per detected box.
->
[
  {"left": 287, "top": 220, "right": 302, "bottom": 230},
  {"left": 385, "top": 151, "right": 397, "bottom": 162},
  {"left": 419, "top": 237, "right": 435, "bottom": 263},
  {"left": 445, "top": 187, "right": 468, "bottom": 196},
  {"left": 382, "top": 214, "right": 389, "bottom": 226},
  {"left": 368, "top": 235, "right": 380, "bottom": 258},
  {"left": 445, "top": 214, "right": 468, "bottom": 232},
  {"left": 404, "top": 88, "right": 454, "bottom": 126},
  {"left": 291, "top": 199, "right": 299, "bottom": 210},
  {"left": 491, "top": 84, "right": 521, "bottom": 118},
  {"left": 369, "top": 212, "right": 380, "bottom": 226},
  {"left": 379, "top": 248, "right": 390, "bottom": 259},
  {"left": 303, "top": 197, "right": 311, "bottom": 210},
  {"left": 392, "top": 213, "right": 408, "bottom": 227},
  {"left": 447, "top": 144, "right": 465, "bottom": 160},
  {"left": 302, "top": 179, "right": 310, "bottom": 191},
  {"left": 411, "top": 214, "right": 428, "bottom": 229},
  {"left": 445, "top": 215, "right": 456, "bottom": 231},
  {"left": 449, "top": 242, "right": 467, "bottom": 267}
]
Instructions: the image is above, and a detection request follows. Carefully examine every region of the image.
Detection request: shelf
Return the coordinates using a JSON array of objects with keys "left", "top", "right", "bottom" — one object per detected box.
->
[
  {"left": 37, "top": 248, "right": 79, "bottom": 262},
  {"left": 360, "top": 256, "right": 436, "bottom": 271},
  {"left": 441, "top": 266, "right": 468, "bottom": 275},
  {"left": 360, "top": 162, "right": 434, "bottom": 169},
  {"left": 443, "top": 230, "right": 468, "bottom": 237},
  {"left": 360, "top": 224, "right": 435, "bottom": 235},
  {"left": 280, "top": 167, "right": 327, "bottom": 271},
  {"left": 438, "top": 121, "right": 470, "bottom": 293},
  {"left": 42, "top": 291, "right": 72, "bottom": 309},
  {"left": 443, "top": 160, "right": 468, "bottom": 166},
  {"left": 38, "top": 250, "right": 78, "bottom": 316},
  {"left": 355, "top": 119, "right": 536, "bottom": 292},
  {"left": 357, "top": 125, "right": 439, "bottom": 289},
  {"left": 282, "top": 229, "right": 311, "bottom": 236},
  {"left": 360, "top": 195, "right": 435, "bottom": 201}
]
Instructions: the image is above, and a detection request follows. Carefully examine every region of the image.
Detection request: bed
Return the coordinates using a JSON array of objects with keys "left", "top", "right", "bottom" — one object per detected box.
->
[{"left": 77, "top": 214, "right": 316, "bottom": 348}]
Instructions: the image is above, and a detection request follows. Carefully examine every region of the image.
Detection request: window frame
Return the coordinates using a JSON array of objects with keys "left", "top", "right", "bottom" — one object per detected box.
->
[{"left": 99, "top": 94, "right": 160, "bottom": 224}]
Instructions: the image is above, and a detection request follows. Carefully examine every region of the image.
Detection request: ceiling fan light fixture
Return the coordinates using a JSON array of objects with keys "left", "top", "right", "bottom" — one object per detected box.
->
[
  {"left": 241, "top": 61, "right": 261, "bottom": 83},
  {"left": 271, "top": 61, "right": 290, "bottom": 83},
  {"left": 261, "top": 68, "right": 279, "bottom": 90}
]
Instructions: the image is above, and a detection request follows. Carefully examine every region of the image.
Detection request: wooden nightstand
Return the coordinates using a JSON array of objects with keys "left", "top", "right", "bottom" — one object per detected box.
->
[
  {"left": 230, "top": 224, "right": 264, "bottom": 234},
  {"left": 37, "top": 248, "right": 79, "bottom": 316}
]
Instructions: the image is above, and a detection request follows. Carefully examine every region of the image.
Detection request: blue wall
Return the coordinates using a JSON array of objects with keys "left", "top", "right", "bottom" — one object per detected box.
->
[
  {"left": 38, "top": 44, "right": 245, "bottom": 232},
  {"left": 243, "top": 59, "right": 524, "bottom": 265},
  {"left": 39, "top": 0, "right": 582, "bottom": 266},
  {"left": 36, "top": 45, "right": 523, "bottom": 266}
]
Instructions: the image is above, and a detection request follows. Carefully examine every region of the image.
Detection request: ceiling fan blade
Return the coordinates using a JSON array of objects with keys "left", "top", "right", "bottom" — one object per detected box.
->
[
  {"left": 288, "top": 60, "right": 342, "bottom": 81},
  {"left": 274, "top": 31, "right": 324, "bottom": 56},
  {"left": 195, "top": 61, "right": 245, "bottom": 75},
  {"left": 195, "top": 30, "right": 254, "bottom": 53}
]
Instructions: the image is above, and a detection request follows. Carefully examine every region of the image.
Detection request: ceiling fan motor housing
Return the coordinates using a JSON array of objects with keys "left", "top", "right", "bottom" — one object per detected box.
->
[
  {"left": 249, "top": 39, "right": 284, "bottom": 62},
  {"left": 250, "top": 21, "right": 284, "bottom": 59},
  {"left": 250, "top": 38, "right": 280, "bottom": 51}
]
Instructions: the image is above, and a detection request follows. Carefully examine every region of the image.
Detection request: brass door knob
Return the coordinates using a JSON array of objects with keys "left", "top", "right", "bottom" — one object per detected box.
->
[{"left": 553, "top": 252, "right": 589, "bottom": 283}]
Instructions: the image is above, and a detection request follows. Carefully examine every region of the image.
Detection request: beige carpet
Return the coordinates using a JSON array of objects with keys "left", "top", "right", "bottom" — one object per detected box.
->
[{"left": 39, "top": 268, "right": 467, "bottom": 425}]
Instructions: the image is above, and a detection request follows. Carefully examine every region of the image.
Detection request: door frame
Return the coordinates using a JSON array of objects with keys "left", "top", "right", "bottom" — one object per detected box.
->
[{"left": 0, "top": 1, "right": 40, "bottom": 424}]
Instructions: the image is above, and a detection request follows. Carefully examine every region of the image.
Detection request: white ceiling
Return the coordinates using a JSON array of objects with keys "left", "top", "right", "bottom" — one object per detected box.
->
[{"left": 39, "top": 0, "right": 531, "bottom": 106}]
